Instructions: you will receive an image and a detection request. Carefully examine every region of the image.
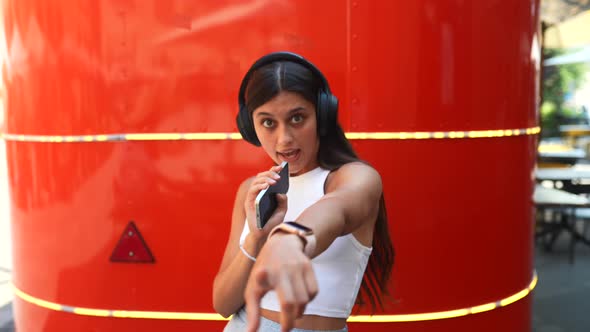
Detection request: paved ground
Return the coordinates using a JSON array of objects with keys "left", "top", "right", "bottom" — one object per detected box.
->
[
  {"left": 533, "top": 233, "right": 590, "bottom": 332},
  {"left": 0, "top": 141, "right": 14, "bottom": 331},
  {"left": 0, "top": 303, "right": 13, "bottom": 332}
]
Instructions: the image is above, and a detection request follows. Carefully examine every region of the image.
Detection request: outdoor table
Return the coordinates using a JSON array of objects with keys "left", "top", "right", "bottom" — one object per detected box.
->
[
  {"left": 559, "top": 124, "right": 590, "bottom": 147},
  {"left": 535, "top": 165, "right": 590, "bottom": 194},
  {"left": 537, "top": 148, "right": 586, "bottom": 166},
  {"left": 534, "top": 185, "right": 590, "bottom": 263}
]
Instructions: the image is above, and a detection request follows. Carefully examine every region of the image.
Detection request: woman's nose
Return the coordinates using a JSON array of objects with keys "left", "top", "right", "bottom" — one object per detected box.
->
[{"left": 277, "top": 125, "right": 294, "bottom": 145}]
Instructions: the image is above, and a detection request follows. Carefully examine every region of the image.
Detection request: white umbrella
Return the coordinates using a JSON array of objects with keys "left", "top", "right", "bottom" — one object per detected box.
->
[
  {"left": 544, "top": 45, "right": 590, "bottom": 66},
  {"left": 544, "top": 10, "right": 590, "bottom": 49}
]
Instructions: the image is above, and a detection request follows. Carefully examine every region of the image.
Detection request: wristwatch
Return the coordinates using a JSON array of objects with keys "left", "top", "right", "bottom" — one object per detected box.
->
[{"left": 268, "top": 221, "right": 316, "bottom": 257}]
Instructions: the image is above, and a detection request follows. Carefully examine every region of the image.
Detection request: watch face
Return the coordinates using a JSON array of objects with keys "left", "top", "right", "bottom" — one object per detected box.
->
[{"left": 285, "top": 221, "right": 312, "bottom": 233}]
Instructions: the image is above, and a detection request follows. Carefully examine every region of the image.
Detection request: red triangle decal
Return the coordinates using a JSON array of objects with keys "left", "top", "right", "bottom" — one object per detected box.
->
[{"left": 110, "top": 221, "right": 155, "bottom": 263}]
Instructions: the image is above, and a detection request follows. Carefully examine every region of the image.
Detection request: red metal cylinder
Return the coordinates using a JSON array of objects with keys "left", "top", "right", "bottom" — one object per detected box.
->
[{"left": 2, "top": 0, "right": 539, "bottom": 331}]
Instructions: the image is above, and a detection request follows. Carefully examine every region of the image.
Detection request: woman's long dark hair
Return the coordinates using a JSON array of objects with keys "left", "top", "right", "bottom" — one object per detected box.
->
[{"left": 245, "top": 60, "right": 395, "bottom": 313}]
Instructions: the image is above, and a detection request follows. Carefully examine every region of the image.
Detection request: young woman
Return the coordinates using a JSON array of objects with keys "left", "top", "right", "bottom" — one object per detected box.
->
[{"left": 213, "top": 52, "right": 394, "bottom": 332}]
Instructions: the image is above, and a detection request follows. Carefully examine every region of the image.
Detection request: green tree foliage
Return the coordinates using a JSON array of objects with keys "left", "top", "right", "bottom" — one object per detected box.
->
[{"left": 541, "top": 48, "right": 588, "bottom": 137}]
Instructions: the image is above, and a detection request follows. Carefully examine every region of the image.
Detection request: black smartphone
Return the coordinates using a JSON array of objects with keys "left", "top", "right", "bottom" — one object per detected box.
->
[{"left": 255, "top": 161, "right": 289, "bottom": 229}]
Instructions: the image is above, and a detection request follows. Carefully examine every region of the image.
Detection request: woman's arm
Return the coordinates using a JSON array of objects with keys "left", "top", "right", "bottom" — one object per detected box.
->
[
  {"left": 298, "top": 162, "right": 382, "bottom": 255},
  {"left": 213, "top": 165, "right": 288, "bottom": 318},
  {"left": 212, "top": 177, "right": 256, "bottom": 317},
  {"left": 244, "top": 162, "right": 382, "bottom": 331}
]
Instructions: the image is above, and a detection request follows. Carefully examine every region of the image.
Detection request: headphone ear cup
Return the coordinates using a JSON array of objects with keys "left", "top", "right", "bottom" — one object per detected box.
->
[
  {"left": 327, "top": 94, "right": 339, "bottom": 130},
  {"left": 236, "top": 105, "right": 261, "bottom": 146},
  {"left": 317, "top": 92, "right": 339, "bottom": 137}
]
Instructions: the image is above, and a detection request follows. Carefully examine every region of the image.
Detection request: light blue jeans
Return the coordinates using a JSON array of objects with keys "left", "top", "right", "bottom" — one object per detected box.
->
[{"left": 223, "top": 309, "right": 348, "bottom": 332}]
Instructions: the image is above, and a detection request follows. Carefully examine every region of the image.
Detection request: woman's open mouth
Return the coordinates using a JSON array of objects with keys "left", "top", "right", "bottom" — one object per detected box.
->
[{"left": 277, "top": 149, "right": 300, "bottom": 163}]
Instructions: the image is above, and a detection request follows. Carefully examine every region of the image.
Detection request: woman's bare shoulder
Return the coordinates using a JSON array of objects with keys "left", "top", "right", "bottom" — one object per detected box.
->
[
  {"left": 337, "top": 161, "right": 380, "bottom": 174},
  {"left": 236, "top": 176, "right": 255, "bottom": 196},
  {"left": 239, "top": 176, "right": 255, "bottom": 190},
  {"left": 326, "top": 161, "right": 382, "bottom": 192}
]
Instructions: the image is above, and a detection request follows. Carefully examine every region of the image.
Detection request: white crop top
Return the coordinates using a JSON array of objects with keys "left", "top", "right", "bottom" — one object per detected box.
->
[{"left": 239, "top": 166, "right": 372, "bottom": 318}]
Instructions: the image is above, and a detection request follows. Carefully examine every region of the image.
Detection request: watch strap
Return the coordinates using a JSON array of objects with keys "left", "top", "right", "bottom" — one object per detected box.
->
[{"left": 268, "top": 222, "right": 316, "bottom": 257}]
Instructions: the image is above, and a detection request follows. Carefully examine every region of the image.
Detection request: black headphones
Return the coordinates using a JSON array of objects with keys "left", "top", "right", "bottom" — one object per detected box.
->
[{"left": 236, "top": 51, "right": 339, "bottom": 146}]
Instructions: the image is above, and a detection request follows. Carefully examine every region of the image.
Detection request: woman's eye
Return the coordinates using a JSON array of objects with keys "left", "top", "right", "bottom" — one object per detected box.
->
[
  {"left": 262, "top": 119, "right": 274, "bottom": 128},
  {"left": 291, "top": 114, "right": 304, "bottom": 124}
]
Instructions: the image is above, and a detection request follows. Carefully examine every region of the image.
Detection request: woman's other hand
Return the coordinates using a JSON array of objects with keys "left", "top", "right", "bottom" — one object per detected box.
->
[
  {"left": 244, "top": 164, "right": 288, "bottom": 242},
  {"left": 244, "top": 233, "right": 318, "bottom": 332}
]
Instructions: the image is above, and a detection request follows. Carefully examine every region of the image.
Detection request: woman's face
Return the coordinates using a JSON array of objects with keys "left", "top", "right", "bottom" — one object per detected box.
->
[{"left": 252, "top": 91, "right": 320, "bottom": 176}]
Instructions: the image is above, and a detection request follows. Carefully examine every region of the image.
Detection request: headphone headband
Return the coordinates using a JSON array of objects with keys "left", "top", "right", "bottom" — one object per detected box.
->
[
  {"left": 236, "top": 51, "right": 338, "bottom": 146},
  {"left": 238, "top": 51, "right": 332, "bottom": 109}
]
